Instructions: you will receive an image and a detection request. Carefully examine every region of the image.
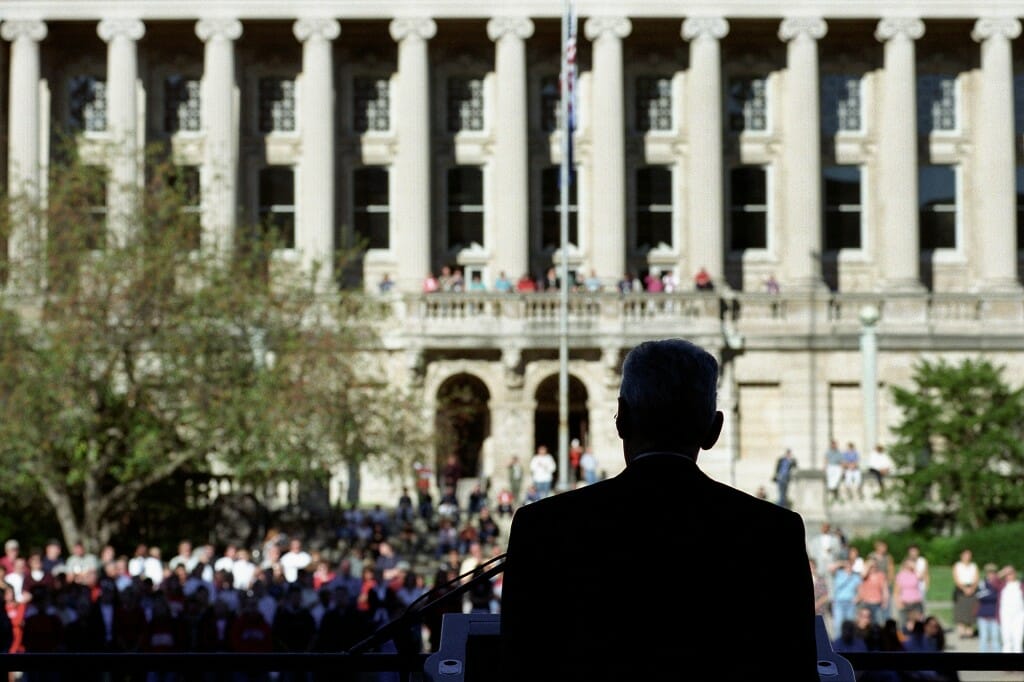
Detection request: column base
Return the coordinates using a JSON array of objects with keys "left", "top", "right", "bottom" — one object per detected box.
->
[
  {"left": 880, "top": 277, "right": 926, "bottom": 294},
  {"left": 783, "top": 277, "right": 831, "bottom": 295},
  {"left": 977, "top": 277, "right": 1024, "bottom": 294}
]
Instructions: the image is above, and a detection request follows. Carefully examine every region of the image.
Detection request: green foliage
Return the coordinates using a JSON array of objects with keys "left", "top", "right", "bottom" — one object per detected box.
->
[
  {"left": 0, "top": 142, "right": 430, "bottom": 552},
  {"left": 888, "top": 357, "right": 1024, "bottom": 533},
  {"left": 851, "top": 520, "right": 1024, "bottom": 573}
]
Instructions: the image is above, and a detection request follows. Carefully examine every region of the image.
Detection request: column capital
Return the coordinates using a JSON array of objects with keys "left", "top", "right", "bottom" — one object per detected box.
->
[
  {"left": 681, "top": 16, "right": 729, "bottom": 42},
  {"left": 778, "top": 17, "right": 827, "bottom": 42},
  {"left": 874, "top": 17, "right": 925, "bottom": 42},
  {"left": 487, "top": 17, "right": 535, "bottom": 42},
  {"left": 293, "top": 17, "right": 340, "bottom": 43},
  {"left": 389, "top": 17, "right": 437, "bottom": 42},
  {"left": 584, "top": 16, "right": 632, "bottom": 41},
  {"left": 1, "top": 19, "right": 47, "bottom": 42},
  {"left": 972, "top": 17, "right": 1022, "bottom": 42},
  {"left": 97, "top": 18, "right": 145, "bottom": 43},
  {"left": 195, "top": 18, "right": 243, "bottom": 42}
]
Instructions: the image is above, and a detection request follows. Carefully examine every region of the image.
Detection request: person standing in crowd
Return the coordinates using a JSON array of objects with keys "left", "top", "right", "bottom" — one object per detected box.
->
[
  {"left": 892, "top": 558, "right": 924, "bottom": 627},
  {"left": 830, "top": 554, "right": 862, "bottom": 636},
  {"left": 906, "top": 544, "right": 930, "bottom": 611},
  {"left": 975, "top": 563, "right": 1002, "bottom": 654},
  {"left": 568, "top": 439, "right": 583, "bottom": 483},
  {"left": 869, "top": 540, "right": 897, "bottom": 620},
  {"left": 500, "top": 338, "right": 818, "bottom": 680},
  {"left": 579, "top": 446, "right": 598, "bottom": 485},
  {"left": 441, "top": 454, "right": 462, "bottom": 496},
  {"left": 773, "top": 448, "right": 797, "bottom": 507},
  {"left": 507, "top": 456, "right": 524, "bottom": 504},
  {"left": 999, "top": 565, "right": 1024, "bottom": 654},
  {"left": 824, "top": 439, "right": 844, "bottom": 503},
  {"left": 857, "top": 559, "right": 890, "bottom": 626},
  {"left": 528, "top": 445, "right": 557, "bottom": 498},
  {"left": 952, "top": 548, "right": 980, "bottom": 639}
]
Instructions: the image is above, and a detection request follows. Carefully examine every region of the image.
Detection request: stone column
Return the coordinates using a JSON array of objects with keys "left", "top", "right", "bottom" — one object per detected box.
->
[
  {"left": 972, "top": 17, "right": 1022, "bottom": 291},
  {"left": 875, "top": 18, "right": 925, "bottom": 291},
  {"left": 98, "top": 18, "right": 145, "bottom": 245},
  {"left": 682, "top": 17, "right": 728, "bottom": 288},
  {"left": 584, "top": 17, "right": 631, "bottom": 288},
  {"left": 389, "top": 18, "right": 436, "bottom": 291},
  {"left": 2, "top": 20, "right": 47, "bottom": 287},
  {"left": 294, "top": 18, "right": 341, "bottom": 288},
  {"left": 195, "top": 18, "right": 243, "bottom": 256},
  {"left": 779, "top": 17, "right": 827, "bottom": 290},
  {"left": 487, "top": 17, "right": 534, "bottom": 283}
]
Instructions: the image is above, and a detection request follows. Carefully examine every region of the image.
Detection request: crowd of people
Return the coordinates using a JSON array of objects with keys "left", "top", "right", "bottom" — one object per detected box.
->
[
  {"left": 403, "top": 264, "right": 723, "bottom": 296},
  {"left": 809, "top": 524, "right": 1024, "bottom": 680},
  {"left": 0, "top": 481, "right": 513, "bottom": 677},
  {"left": 3, "top": 470, "right": 1021, "bottom": 679}
]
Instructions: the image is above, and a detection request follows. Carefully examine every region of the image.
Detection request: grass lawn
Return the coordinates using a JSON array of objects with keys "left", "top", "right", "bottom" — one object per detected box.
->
[{"left": 926, "top": 565, "right": 954, "bottom": 626}]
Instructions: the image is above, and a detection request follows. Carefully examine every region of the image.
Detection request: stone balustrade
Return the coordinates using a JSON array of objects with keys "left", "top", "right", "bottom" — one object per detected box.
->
[{"left": 375, "top": 290, "right": 1024, "bottom": 349}]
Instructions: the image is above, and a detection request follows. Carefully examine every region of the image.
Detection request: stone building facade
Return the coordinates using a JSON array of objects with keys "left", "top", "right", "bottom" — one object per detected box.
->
[{"left": 3, "top": 1, "right": 1024, "bottom": 505}]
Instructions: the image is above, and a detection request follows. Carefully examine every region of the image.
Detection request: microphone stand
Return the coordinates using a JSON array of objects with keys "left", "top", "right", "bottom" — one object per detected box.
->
[{"left": 346, "top": 554, "right": 507, "bottom": 655}]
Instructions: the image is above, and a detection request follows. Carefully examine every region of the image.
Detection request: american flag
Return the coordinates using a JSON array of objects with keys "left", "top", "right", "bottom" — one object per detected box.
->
[{"left": 561, "top": 0, "right": 577, "bottom": 185}]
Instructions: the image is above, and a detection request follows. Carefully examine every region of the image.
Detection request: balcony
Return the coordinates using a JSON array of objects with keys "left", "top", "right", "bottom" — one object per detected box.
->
[{"left": 377, "top": 290, "right": 1024, "bottom": 350}]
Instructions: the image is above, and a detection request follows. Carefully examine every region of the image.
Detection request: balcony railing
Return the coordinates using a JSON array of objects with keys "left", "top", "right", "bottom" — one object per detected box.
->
[{"left": 375, "top": 290, "right": 1024, "bottom": 345}]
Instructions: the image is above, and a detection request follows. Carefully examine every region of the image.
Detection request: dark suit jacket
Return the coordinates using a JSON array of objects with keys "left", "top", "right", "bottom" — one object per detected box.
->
[{"left": 499, "top": 453, "right": 819, "bottom": 681}]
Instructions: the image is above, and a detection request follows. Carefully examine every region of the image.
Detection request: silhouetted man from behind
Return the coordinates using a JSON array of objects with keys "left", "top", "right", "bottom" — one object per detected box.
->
[{"left": 500, "top": 338, "right": 818, "bottom": 681}]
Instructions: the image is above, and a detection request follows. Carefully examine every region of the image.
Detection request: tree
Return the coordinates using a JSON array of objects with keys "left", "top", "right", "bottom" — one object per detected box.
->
[
  {"left": 888, "top": 357, "right": 1024, "bottom": 533},
  {"left": 0, "top": 143, "right": 429, "bottom": 552}
]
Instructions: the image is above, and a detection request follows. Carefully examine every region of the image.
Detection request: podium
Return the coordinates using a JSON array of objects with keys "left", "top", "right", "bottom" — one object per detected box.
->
[{"left": 423, "top": 614, "right": 855, "bottom": 681}]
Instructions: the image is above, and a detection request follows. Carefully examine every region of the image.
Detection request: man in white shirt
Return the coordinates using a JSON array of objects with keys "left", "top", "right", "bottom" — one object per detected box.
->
[
  {"left": 866, "top": 444, "right": 895, "bottom": 495},
  {"left": 529, "top": 445, "right": 557, "bottom": 498},
  {"left": 280, "top": 538, "right": 312, "bottom": 583}
]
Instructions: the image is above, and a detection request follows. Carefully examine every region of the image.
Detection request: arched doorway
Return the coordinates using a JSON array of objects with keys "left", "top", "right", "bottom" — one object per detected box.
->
[
  {"left": 435, "top": 374, "right": 491, "bottom": 481},
  {"left": 533, "top": 374, "right": 589, "bottom": 464}
]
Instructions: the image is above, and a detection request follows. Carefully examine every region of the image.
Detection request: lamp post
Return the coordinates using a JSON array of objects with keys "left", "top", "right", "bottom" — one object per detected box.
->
[{"left": 859, "top": 304, "right": 880, "bottom": 455}]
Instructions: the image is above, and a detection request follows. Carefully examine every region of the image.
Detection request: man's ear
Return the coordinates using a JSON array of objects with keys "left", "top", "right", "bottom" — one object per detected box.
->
[
  {"left": 615, "top": 397, "right": 631, "bottom": 440},
  {"left": 701, "top": 410, "right": 724, "bottom": 451}
]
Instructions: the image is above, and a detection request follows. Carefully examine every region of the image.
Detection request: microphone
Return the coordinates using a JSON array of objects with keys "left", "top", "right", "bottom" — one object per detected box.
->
[{"left": 345, "top": 552, "right": 507, "bottom": 655}]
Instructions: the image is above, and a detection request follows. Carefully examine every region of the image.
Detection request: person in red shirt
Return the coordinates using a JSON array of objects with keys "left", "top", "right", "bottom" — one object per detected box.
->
[{"left": 514, "top": 273, "right": 536, "bottom": 293}]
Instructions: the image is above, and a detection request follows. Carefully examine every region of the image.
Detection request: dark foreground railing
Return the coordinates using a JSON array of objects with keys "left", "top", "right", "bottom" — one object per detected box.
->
[
  {"left": 2, "top": 651, "right": 1022, "bottom": 680},
  {"left": 0, "top": 652, "right": 428, "bottom": 674}
]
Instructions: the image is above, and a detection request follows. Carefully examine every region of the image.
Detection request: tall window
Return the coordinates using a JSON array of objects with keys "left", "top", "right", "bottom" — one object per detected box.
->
[
  {"left": 727, "top": 76, "right": 768, "bottom": 132},
  {"left": 69, "top": 75, "right": 107, "bottom": 132},
  {"left": 258, "top": 167, "right": 296, "bottom": 248},
  {"left": 540, "top": 167, "right": 577, "bottom": 249},
  {"left": 823, "top": 166, "right": 862, "bottom": 250},
  {"left": 1015, "top": 74, "right": 1024, "bottom": 134},
  {"left": 917, "top": 74, "right": 958, "bottom": 134},
  {"left": 821, "top": 74, "right": 863, "bottom": 135},
  {"left": 447, "top": 77, "right": 485, "bottom": 132},
  {"left": 165, "top": 75, "right": 201, "bottom": 133},
  {"left": 259, "top": 78, "right": 296, "bottom": 133},
  {"left": 353, "top": 168, "right": 390, "bottom": 249},
  {"left": 635, "top": 76, "right": 673, "bottom": 132},
  {"left": 1016, "top": 166, "right": 1024, "bottom": 252},
  {"left": 919, "top": 165, "right": 957, "bottom": 249},
  {"left": 635, "top": 167, "right": 672, "bottom": 249},
  {"left": 170, "top": 166, "right": 201, "bottom": 249},
  {"left": 729, "top": 166, "right": 767, "bottom": 250},
  {"left": 82, "top": 166, "right": 108, "bottom": 250},
  {"left": 353, "top": 77, "right": 390, "bottom": 132},
  {"left": 540, "top": 75, "right": 561, "bottom": 133},
  {"left": 447, "top": 167, "right": 484, "bottom": 249}
]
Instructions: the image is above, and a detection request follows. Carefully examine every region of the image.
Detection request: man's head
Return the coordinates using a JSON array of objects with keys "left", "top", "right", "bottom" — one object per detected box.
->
[{"left": 616, "top": 338, "right": 723, "bottom": 461}]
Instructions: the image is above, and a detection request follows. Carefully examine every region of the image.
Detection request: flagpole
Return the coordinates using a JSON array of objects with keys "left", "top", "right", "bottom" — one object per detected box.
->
[{"left": 556, "top": 0, "right": 573, "bottom": 492}]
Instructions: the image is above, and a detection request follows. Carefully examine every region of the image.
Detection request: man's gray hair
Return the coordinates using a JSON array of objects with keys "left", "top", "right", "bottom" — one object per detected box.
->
[{"left": 619, "top": 338, "right": 719, "bottom": 446}]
